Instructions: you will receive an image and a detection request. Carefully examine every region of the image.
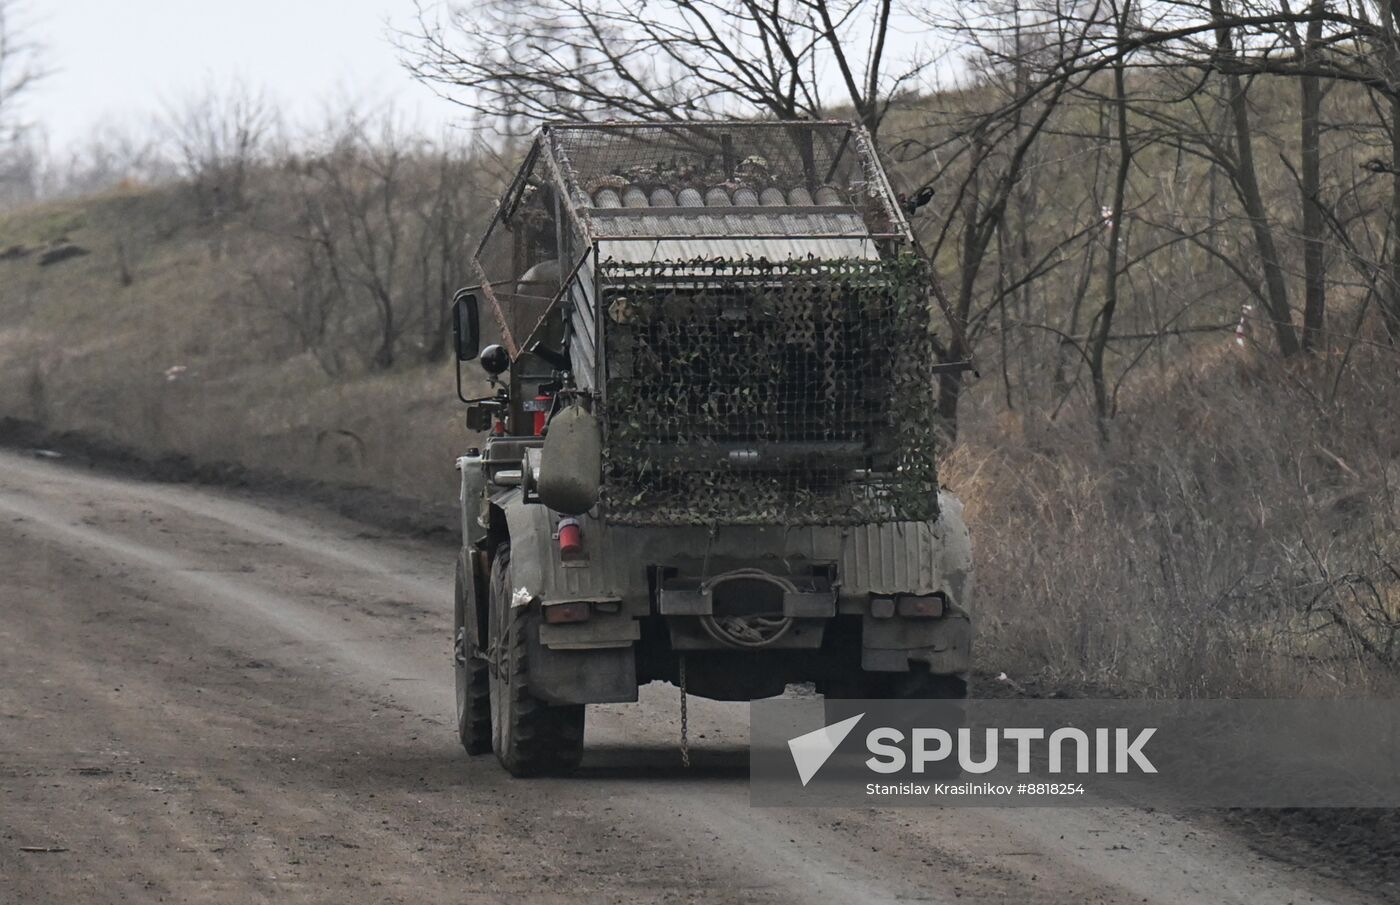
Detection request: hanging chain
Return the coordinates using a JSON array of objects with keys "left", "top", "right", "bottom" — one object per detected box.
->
[{"left": 679, "top": 654, "right": 690, "bottom": 768}]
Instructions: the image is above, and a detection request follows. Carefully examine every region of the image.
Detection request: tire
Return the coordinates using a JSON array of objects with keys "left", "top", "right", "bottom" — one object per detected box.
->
[
  {"left": 824, "top": 666, "right": 969, "bottom": 701},
  {"left": 823, "top": 666, "right": 967, "bottom": 780},
  {"left": 894, "top": 668, "right": 967, "bottom": 780},
  {"left": 454, "top": 551, "right": 492, "bottom": 755},
  {"left": 487, "top": 544, "right": 586, "bottom": 777},
  {"left": 889, "top": 667, "right": 969, "bottom": 700},
  {"left": 823, "top": 666, "right": 968, "bottom": 731}
]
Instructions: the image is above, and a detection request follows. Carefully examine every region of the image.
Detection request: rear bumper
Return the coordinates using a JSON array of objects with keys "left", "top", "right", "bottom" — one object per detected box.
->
[
  {"left": 499, "top": 490, "right": 973, "bottom": 617},
  {"left": 528, "top": 604, "right": 972, "bottom": 704},
  {"left": 498, "top": 490, "right": 974, "bottom": 702}
]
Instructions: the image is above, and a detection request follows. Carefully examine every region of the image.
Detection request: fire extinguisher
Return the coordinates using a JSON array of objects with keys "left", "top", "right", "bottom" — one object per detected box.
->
[
  {"left": 533, "top": 394, "right": 551, "bottom": 436},
  {"left": 523, "top": 389, "right": 553, "bottom": 436}
]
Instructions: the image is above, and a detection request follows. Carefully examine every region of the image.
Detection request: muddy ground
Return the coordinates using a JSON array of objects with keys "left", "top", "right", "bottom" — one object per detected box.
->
[{"left": 0, "top": 440, "right": 1395, "bottom": 904}]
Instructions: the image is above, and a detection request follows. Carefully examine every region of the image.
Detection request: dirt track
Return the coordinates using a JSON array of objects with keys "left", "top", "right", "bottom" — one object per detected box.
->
[{"left": 0, "top": 449, "right": 1384, "bottom": 905}]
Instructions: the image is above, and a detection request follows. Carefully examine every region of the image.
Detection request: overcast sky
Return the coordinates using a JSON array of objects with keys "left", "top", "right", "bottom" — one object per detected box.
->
[
  {"left": 25, "top": 1, "right": 958, "bottom": 156},
  {"left": 28, "top": 0, "right": 460, "bottom": 152}
]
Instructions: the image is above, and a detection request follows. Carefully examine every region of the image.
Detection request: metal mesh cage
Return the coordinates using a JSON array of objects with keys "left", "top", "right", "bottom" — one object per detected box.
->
[
  {"left": 546, "top": 122, "right": 906, "bottom": 241},
  {"left": 598, "top": 256, "right": 940, "bottom": 527},
  {"left": 472, "top": 143, "right": 594, "bottom": 355},
  {"left": 472, "top": 145, "right": 558, "bottom": 353}
]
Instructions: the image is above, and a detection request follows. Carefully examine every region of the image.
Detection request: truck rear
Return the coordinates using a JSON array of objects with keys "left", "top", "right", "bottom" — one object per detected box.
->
[{"left": 448, "top": 122, "right": 972, "bottom": 776}]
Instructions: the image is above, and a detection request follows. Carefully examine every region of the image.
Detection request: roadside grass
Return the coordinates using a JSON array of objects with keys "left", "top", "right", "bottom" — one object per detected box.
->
[{"left": 949, "top": 344, "right": 1400, "bottom": 697}]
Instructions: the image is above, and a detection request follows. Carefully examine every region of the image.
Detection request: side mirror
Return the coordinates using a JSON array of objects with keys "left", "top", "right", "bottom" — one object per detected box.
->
[{"left": 452, "top": 289, "right": 480, "bottom": 362}]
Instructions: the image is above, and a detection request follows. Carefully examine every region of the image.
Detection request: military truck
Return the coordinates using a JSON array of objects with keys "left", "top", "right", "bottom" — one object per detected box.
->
[{"left": 449, "top": 121, "right": 972, "bottom": 776}]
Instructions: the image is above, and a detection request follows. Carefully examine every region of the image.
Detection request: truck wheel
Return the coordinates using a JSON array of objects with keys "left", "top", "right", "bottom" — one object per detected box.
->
[
  {"left": 487, "top": 544, "right": 585, "bottom": 777},
  {"left": 454, "top": 551, "right": 492, "bottom": 755},
  {"left": 893, "top": 667, "right": 966, "bottom": 780},
  {"left": 823, "top": 666, "right": 968, "bottom": 716},
  {"left": 890, "top": 667, "right": 969, "bottom": 700}
]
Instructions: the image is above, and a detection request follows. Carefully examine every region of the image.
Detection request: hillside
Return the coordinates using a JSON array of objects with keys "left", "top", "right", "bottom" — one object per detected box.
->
[{"left": 0, "top": 183, "right": 477, "bottom": 505}]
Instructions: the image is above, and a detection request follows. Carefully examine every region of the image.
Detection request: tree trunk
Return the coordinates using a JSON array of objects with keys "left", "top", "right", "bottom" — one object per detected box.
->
[
  {"left": 374, "top": 293, "right": 397, "bottom": 370},
  {"left": 1378, "top": 1, "right": 1400, "bottom": 341},
  {"left": 1387, "top": 89, "right": 1400, "bottom": 341},
  {"left": 1212, "top": 0, "right": 1302, "bottom": 356},
  {"left": 1089, "top": 36, "right": 1133, "bottom": 441},
  {"left": 936, "top": 365, "right": 965, "bottom": 440},
  {"left": 935, "top": 140, "right": 985, "bottom": 441},
  {"left": 1299, "top": 3, "right": 1327, "bottom": 351}
]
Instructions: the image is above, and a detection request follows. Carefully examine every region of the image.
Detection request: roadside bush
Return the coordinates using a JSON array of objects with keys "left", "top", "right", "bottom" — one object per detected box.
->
[{"left": 952, "top": 343, "right": 1400, "bottom": 697}]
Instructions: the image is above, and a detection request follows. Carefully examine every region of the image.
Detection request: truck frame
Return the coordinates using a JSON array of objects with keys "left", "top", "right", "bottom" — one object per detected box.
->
[{"left": 449, "top": 121, "right": 972, "bottom": 776}]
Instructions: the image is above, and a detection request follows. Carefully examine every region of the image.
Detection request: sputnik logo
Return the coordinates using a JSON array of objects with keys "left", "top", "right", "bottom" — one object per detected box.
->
[{"left": 787, "top": 713, "right": 864, "bottom": 786}]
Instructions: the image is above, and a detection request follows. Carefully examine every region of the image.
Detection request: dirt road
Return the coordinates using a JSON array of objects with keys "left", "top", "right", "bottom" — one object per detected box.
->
[{"left": 0, "top": 449, "right": 1381, "bottom": 904}]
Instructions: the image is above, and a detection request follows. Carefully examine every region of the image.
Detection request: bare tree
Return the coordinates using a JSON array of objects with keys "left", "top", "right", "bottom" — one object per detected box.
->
[
  {"left": 410, "top": 142, "right": 483, "bottom": 360},
  {"left": 0, "top": 133, "right": 37, "bottom": 206},
  {"left": 44, "top": 123, "right": 177, "bottom": 198},
  {"left": 1209, "top": 0, "right": 1302, "bottom": 354},
  {"left": 267, "top": 112, "right": 482, "bottom": 372},
  {"left": 900, "top": 0, "right": 1108, "bottom": 433},
  {"left": 0, "top": 0, "right": 42, "bottom": 130},
  {"left": 1087, "top": 0, "right": 1136, "bottom": 438},
  {"left": 1086, "top": 0, "right": 1400, "bottom": 343},
  {"left": 0, "top": 0, "right": 46, "bottom": 206},
  {"left": 904, "top": 0, "right": 1332, "bottom": 434},
  {"left": 400, "top": 0, "right": 933, "bottom": 140},
  {"left": 1291, "top": 0, "right": 1329, "bottom": 350},
  {"left": 164, "top": 81, "right": 279, "bottom": 217},
  {"left": 246, "top": 239, "right": 348, "bottom": 375}
]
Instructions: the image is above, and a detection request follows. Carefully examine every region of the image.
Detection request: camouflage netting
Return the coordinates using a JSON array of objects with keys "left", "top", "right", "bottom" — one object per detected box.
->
[{"left": 598, "top": 256, "right": 941, "bottom": 526}]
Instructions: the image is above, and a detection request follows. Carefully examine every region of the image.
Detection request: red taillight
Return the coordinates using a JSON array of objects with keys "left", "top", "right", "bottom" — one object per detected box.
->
[
  {"left": 543, "top": 602, "right": 590, "bottom": 624},
  {"left": 558, "top": 518, "right": 583, "bottom": 561},
  {"left": 896, "top": 593, "right": 947, "bottom": 618}
]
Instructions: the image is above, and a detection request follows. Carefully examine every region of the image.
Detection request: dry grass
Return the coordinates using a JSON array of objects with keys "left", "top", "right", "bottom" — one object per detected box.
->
[{"left": 948, "top": 344, "right": 1400, "bottom": 696}]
